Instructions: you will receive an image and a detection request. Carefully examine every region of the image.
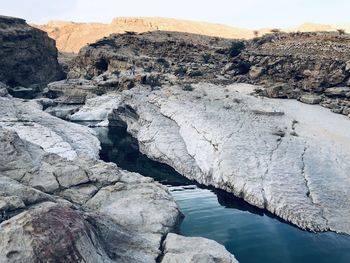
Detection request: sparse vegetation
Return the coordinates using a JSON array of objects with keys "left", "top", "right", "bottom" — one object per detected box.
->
[
  {"left": 174, "top": 66, "right": 187, "bottom": 77},
  {"left": 337, "top": 29, "right": 346, "bottom": 35},
  {"left": 228, "top": 41, "right": 245, "bottom": 58},
  {"left": 236, "top": 61, "right": 251, "bottom": 74},
  {"left": 202, "top": 54, "right": 211, "bottom": 64},
  {"left": 182, "top": 84, "right": 194, "bottom": 91},
  {"left": 270, "top": 28, "right": 281, "bottom": 33}
]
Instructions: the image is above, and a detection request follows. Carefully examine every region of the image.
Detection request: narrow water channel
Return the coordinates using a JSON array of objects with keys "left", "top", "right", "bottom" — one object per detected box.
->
[{"left": 90, "top": 124, "right": 350, "bottom": 263}]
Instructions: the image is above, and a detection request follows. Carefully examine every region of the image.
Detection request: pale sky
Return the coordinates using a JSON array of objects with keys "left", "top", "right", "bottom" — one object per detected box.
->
[{"left": 0, "top": 0, "right": 349, "bottom": 29}]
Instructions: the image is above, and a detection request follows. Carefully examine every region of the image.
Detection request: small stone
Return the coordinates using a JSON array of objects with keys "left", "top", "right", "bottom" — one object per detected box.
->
[
  {"left": 265, "top": 83, "right": 290, "bottom": 98},
  {"left": 345, "top": 61, "right": 350, "bottom": 72},
  {"left": 223, "top": 63, "right": 234, "bottom": 73},
  {"left": 299, "top": 94, "right": 322, "bottom": 104},
  {"left": 249, "top": 66, "right": 264, "bottom": 79}
]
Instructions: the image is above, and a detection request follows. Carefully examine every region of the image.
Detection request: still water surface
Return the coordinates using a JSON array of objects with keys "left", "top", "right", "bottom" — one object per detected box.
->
[{"left": 92, "top": 125, "right": 350, "bottom": 263}]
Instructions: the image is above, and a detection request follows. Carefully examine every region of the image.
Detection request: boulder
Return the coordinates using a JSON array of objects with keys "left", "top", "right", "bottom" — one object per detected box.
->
[
  {"left": 161, "top": 233, "right": 238, "bottom": 263},
  {"left": 325, "top": 87, "right": 350, "bottom": 97},
  {"left": 249, "top": 66, "right": 263, "bottom": 80},
  {"left": 299, "top": 94, "right": 322, "bottom": 104},
  {"left": 265, "top": 83, "right": 298, "bottom": 98}
]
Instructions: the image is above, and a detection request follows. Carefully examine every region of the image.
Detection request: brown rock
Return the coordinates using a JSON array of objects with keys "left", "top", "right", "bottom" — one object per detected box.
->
[
  {"left": 0, "top": 16, "right": 64, "bottom": 88},
  {"left": 325, "top": 87, "right": 350, "bottom": 97},
  {"left": 299, "top": 94, "right": 322, "bottom": 104},
  {"left": 327, "top": 69, "right": 346, "bottom": 85},
  {"left": 249, "top": 66, "right": 264, "bottom": 80}
]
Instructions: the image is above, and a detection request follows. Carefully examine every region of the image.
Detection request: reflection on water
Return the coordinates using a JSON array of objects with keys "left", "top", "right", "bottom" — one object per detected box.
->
[{"left": 92, "top": 124, "right": 350, "bottom": 263}]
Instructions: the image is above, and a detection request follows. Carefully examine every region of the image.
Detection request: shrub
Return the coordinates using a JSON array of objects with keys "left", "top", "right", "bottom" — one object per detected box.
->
[
  {"left": 337, "top": 29, "right": 346, "bottom": 35},
  {"left": 202, "top": 54, "right": 211, "bottom": 64},
  {"left": 228, "top": 41, "right": 245, "bottom": 58},
  {"left": 182, "top": 84, "right": 194, "bottom": 91},
  {"left": 270, "top": 28, "right": 281, "bottom": 33},
  {"left": 236, "top": 61, "right": 251, "bottom": 74},
  {"left": 174, "top": 66, "right": 187, "bottom": 77}
]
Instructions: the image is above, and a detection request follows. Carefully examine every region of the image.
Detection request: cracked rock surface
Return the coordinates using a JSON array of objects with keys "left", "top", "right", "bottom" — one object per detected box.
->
[
  {"left": 114, "top": 83, "right": 350, "bottom": 234},
  {"left": 0, "top": 94, "right": 236, "bottom": 262}
]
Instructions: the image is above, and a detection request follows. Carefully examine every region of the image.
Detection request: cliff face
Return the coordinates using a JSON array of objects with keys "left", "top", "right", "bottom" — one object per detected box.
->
[
  {"left": 0, "top": 16, "right": 64, "bottom": 88},
  {"left": 68, "top": 31, "right": 236, "bottom": 85}
]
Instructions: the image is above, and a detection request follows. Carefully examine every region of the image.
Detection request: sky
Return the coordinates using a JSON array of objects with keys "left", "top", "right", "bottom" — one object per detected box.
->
[{"left": 0, "top": 0, "right": 349, "bottom": 29}]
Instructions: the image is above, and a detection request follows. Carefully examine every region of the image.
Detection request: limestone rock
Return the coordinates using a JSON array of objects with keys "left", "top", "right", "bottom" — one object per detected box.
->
[
  {"left": 70, "top": 93, "right": 122, "bottom": 126},
  {"left": 161, "top": 233, "right": 238, "bottom": 263},
  {"left": 118, "top": 83, "right": 350, "bottom": 234},
  {"left": 0, "top": 202, "right": 156, "bottom": 263},
  {"left": 0, "top": 97, "right": 100, "bottom": 160}
]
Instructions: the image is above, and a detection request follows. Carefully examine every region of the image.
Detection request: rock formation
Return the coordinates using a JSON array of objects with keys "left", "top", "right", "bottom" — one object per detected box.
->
[
  {"left": 0, "top": 16, "right": 64, "bottom": 94},
  {"left": 68, "top": 31, "right": 235, "bottom": 85},
  {"left": 66, "top": 31, "right": 350, "bottom": 118},
  {"left": 227, "top": 32, "right": 350, "bottom": 117},
  {"left": 0, "top": 94, "right": 237, "bottom": 262},
  {"left": 63, "top": 83, "right": 350, "bottom": 235}
]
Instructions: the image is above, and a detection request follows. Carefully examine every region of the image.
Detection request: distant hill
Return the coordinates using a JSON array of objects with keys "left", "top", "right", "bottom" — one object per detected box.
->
[
  {"left": 33, "top": 17, "right": 253, "bottom": 53},
  {"left": 33, "top": 17, "right": 350, "bottom": 53}
]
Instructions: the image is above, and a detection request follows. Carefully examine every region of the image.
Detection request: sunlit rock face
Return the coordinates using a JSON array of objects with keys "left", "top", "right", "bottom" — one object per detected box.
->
[{"left": 114, "top": 83, "right": 350, "bottom": 235}]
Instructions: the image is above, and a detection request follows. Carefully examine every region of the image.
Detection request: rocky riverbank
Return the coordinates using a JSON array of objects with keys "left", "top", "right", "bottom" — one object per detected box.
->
[
  {"left": 0, "top": 16, "right": 238, "bottom": 262},
  {"left": 33, "top": 29, "right": 350, "bottom": 236},
  {"left": 65, "top": 83, "right": 350, "bottom": 235}
]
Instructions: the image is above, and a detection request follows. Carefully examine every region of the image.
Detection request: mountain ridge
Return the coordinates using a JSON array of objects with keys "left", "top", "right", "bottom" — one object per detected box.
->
[{"left": 33, "top": 17, "right": 350, "bottom": 53}]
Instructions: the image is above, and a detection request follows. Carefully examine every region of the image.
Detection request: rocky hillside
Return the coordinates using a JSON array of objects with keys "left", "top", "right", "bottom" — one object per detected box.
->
[
  {"left": 68, "top": 31, "right": 236, "bottom": 86},
  {"left": 0, "top": 16, "right": 64, "bottom": 91},
  {"left": 66, "top": 30, "right": 350, "bottom": 117},
  {"left": 227, "top": 32, "right": 350, "bottom": 117},
  {"left": 34, "top": 17, "right": 254, "bottom": 53}
]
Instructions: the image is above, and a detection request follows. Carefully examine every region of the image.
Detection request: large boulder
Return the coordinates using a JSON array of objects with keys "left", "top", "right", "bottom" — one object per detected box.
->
[{"left": 0, "top": 16, "right": 64, "bottom": 89}]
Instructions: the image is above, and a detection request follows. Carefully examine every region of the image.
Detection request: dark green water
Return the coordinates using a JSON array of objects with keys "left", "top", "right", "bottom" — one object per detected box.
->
[{"left": 92, "top": 124, "right": 350, "bottom": 263}]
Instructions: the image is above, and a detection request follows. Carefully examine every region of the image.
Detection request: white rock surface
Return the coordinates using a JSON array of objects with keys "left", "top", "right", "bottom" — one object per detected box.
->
[
  {"left": 0, "top": 97, "right": 100, "bottom": 160},
  {"left": 0, "top": 99, "right": 211, "bottom": 262},
  {"left": 117, "top": 83, "right": 350, "bottom": 234},
  {"left": 70, "top": 93, "right": 122, "bottom": 126},
  {"left": 161, "top": 233, "right": 238, "bottom": 263}
]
